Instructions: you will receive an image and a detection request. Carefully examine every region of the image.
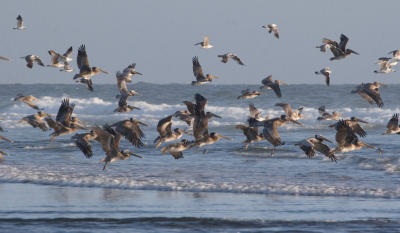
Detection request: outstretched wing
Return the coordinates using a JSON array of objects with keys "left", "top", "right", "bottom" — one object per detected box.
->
[
  {"left": 56, "top": 98, "right": 75, "bottom": 126},
  {"left": 192, "top": 56, "right": 205, "bottom": 81},
  {"left": 77, "top": 44, "right": 90, "bottom": 70}
]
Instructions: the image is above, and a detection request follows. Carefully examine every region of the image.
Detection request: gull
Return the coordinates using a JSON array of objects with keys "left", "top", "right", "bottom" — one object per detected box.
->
[
  {"left": 315, "top": 67, "right": 331, "bottom": 86},
  {"left": 217, "top": 53, "right": 244, "bottom": 65},
  {"left": 18, "top": 111, "right": 49, "bottom": 131},
  {"left": 0, "top": 56, "right": 11, "bottom": 61},
  {"left": 351, "top": 82, "right": 384, "bottom": 108},
  {"left": 154, "top": 115, "right": 189, "bottom": 149},
  {"left": 295, "top": 135, "right": 337, "bottom": 162},
  {"left": 13, "top": 14, "right": 25, "bottom": 30},
  {"left": 14, "top": 94, "right": 41, "bottom": 110},
  {"left": 329, "top": 116, "right": 368, "bottom": 138},
  {"left": 237, "top": 89, "right": 260, "bottom": 100},
  {"left": 317, "top": 105, "right": 342, "bottom": 121},
  {"left": 316, "top": 43, "right": 331, "bottom": 52},
  {"left": 235, "top": 124, "right": 264, "bottom": 149},
  {"left": 160, "top": 139, "right": 196, "bottom": 159},
  {"left": 92, "top": 125, "right": 143, "bottom": 170},
  {"left": 323, "top": 34, "right": 359, "bottom": 60},
  {"left": 275, "top": 103, "right": 304, "bottom": 122},
  {"left": 194, "top": 36, "right": 213, "bottom": 48},
  {"left": 191, "top": 56, "right": 219, "bottom": 86},
  {"left": 262, "top": 24, "right": 279, "bottom": 38},
  {"left": 21, "top": 55, "right": 44, "bottom": 69},
  {"left": 48, "top": 46, "right": 73, "bottom": 68},
  {"left": 333, "top": 119, "right": 382, "bottom": 154},
  {"left": 382, "top": 113, "right": 400, "bottom": 135},
  {"left": 73, "top": 45, "right": 108, "bottom": 91},
  {"left": 388, "top": 50, "right": 400, "bottom": 60},
  {"left": 259, "top": 75, "right": 285, "bottom": 98},
  {"left": 71, "top": 130, "right": 98, "bottom": 158},
  {"left": 374, "top": 58, "right": 397, "bottom": 74},
  {"left": 248, "top": 115, "right": 301, "bottom": 155}
]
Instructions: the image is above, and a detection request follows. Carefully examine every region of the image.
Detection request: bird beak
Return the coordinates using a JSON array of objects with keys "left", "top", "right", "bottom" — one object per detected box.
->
[
  {"left": 138, "top": 121, "right": 148, "bottom": 126},
  {"left": 132, "top": 153, "right": 143, "bottom": 158},
  {"left": 358, "top": 119, "right": 368, "bottom": 123},
  {"left": 220, "top": 135, "right": 232, "bottom": 141},
  {"left": 319, "top": 135, "right": 333, "bottom": 143},
  {"left": 135, "top": 71, "right": 143, "bottom": 75},
  {"left": 290, "top": 119, "right": 303, "bottom": 125},
  {"left": 99, "top": 69, "right": 109, "bottom": 74},
  {"left": 211, "top": 113, "right": 222, "bottom": 118},
  {"left": 352, "top": 50, "right": 360, "bottom": 55}
]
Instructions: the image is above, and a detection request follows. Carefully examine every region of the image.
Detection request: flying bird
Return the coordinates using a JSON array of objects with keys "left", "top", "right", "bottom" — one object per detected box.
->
[
  {"left": 323, "top": 34, "right": 359, "bottom": 60},
  {"left": 315, "top": 67, "right": 331, "bottom": 86},
  {"left": 388, "top": 50, "right": 400, "bottom": 60},
  {"left": 191, "top": 56, "right": 219, "bottom": 86},
  {"left": 110, "top": 118, "right": 147, "bottom": 148},
  {"left": 237, "top": 89, "right": 260, "bottom": 100},
  {"left": 382, "top": 113, "right": 400, "bottom": 135},
  {"left": 48, "top": 46, "right": 73, "bottom": 68},
  {"left": 317, "top": 106, "right": 342, "bottom": 121},
  {"left": 13, "top": 14, "right": 25, "bottom": 30},
  {"left": 329, "top": 116, "right": 368, "bottom": 138},
  {"left": 235, "top": 124, "right": 264, "bottom": 149},
  {"left": 160, "top": 139, "right": 196, "bottom": 159},
  {"left": 71, "top": 131, "right": 98, "bottom": 158},
  {"left": 275, "top": 103, "right": 304, "bottom": 122},
  {"left": 262, "top": 24, "right": 279, "bottom": 38},
  {"left": 116, "top": 63, "right": 143, "bottom": 82},
  {"left": 14, "top": 94, "right": 41, "bottom": 110},
  {"left": 194, "top": 36, "right": 213, "bottom": 48},
  {"left": 374, "top": 58, "right": 397, "bottom": 74},
  {"left": 21, "top": 55, "right": 44, "bottom": 69},
  {"left": 351, "top": 82, "right": 384, "bottom": 108},
  {"left": 18, "top": 111, "right": 49, "bottom": 131},
  {"left": 315, "top": 43, "right": 331, "bottom": 52},
  {"left": 295, "top": 135, "right": 337, "bottom": 162},
  {"left": 217, "top": 53, "right": 244, "bottom": 65},
  {"left": 154, "top": 115, "right": 189, "bottom": 149},
  {"left": 259, "top": 75, "right": 284, "bottom": 98}
]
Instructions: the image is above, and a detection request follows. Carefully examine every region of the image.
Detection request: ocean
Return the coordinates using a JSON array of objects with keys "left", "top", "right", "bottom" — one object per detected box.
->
[{"left": 0, "top": 82, "right": 399, "bottom": 232}]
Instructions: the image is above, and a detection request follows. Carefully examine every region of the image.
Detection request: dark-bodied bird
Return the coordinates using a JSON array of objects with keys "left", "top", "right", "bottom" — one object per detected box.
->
[
  {"left": 13, "top": 14, "right": 24, "bottom": 30},
  {"left": 295, "top": 135, "right": 337, "bottom": 162},
  {"left": 275, "top": 103, "right": 304, "bottom": 122},
  {"left": 262, "top": 24, "right": 279, "bottom": 38},
  {"left": 315, "top": 67, "right": 331, "bottom": 86},
  {"left": 317, "top": 105, "right": 342, "bottom": 121},
  {"left": 110, "top": 118, "right": 147, "bottom": 148},
  {"left": 237, "top": 89, "right": 260, "bottom": 100},
  {"left": 323, "top": 34, "right": 359, "bottom": 60},
  {"left": 18, "top": 111, "right": 49, "bottom": 131},
  {"left": 154, "top": 115, "right": 188, "bottom": 149},
  {"left": 14, "top": 94, "right": 41, "bottom": 110},
  {"left": 329, "top": 116, "right": 368, "bottom": 138},
  {"left": 217, "top": 53, "right": 244, "bottom": 65},
  {"left": 382, "top": 113, "right": 400, "bottom": 135},
  {"left": 116, "top": 63, "right": 142, "bottom": 83},
  {"left": 351, "top": 82, "right": 384, "bottom": 108},
  {"left": 235, "top": 124, "right": 264, "bottom": 149},
  {"left": 259, "top": 75, "right": 285, "bottom": 98},
  {"left": 160, "top": 139, "right": 196, "bottom": 159},
  {"left": 388, "top": 50, "right": 400, "bottom": 60},
  {"left": 71, "top": 130, "right": 98, "bottom": 158},
  {"left": 191, "top": 56, "right": 219, "bottom": 86},
  {"left": 113, "top": 92, "right": 141, "bottom": 113}
]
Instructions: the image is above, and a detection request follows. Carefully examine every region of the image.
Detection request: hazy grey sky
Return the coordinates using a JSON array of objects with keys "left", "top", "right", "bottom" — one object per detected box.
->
[{"left": 1, "top": 0, "right": 400, "bottom": 84}]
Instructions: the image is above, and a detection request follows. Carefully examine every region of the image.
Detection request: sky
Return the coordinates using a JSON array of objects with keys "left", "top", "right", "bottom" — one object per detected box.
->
[{"left": 1, "top": 0, "right": 400, "bottom": 85}]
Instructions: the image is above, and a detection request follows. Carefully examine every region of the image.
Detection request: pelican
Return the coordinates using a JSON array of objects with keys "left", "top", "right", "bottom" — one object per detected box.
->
[
  {"left": 154, "top": 115, "right": 189, "bottom": 149},
  {"left": 388, "top": 50, "right": 400, "bottom": 60},
  {"left": 237, "top": 89, "right": 260, "bottom": 100},
  {"left": 323, "top": 34, "right": 359, "bottom": 60},
  {"left": 333, "top": 120, "right": 382, "bottom": 154},
  {"left": 351, "top": 82, "right": 384, "bottom": 108},
  {"left": 18, "top": 111, "right": 49, "bottom": 132},
  {"left": 262, "top": 24, "right": 279, "bottom": 38},
  {"left": 217, "top": 53, "right": 244, "bottom": 65},
  {"left": 248, "top": 115, "right": 301, "bottom": 155},
  {"left": 13, "top": 14, "right": 25, "bottom": 30},
  {"left": 160, "top": 139, "right": 196, "bottom": 159},
  {"left": 173, "top": 109, "right": 194, "bottom": 127},
  {"left": 21, "top": 55, "right": 44, "bottom": 69},
  {"left": 195, "top": 132, "right": 232, "bottom": 147},
  {"left": 71, "top": 130, "right": 98, "bottom": 158},
  {"left": 295, "top": 135, "right": 337, "bottom": 162},
  {"left": 235, "top": 124, "right": 264, "bottom": 149},
  {"left": 317, "top": 106, "right": 342, "bottom": 121},
  {"left": 0, "top": 56, "right": 11, "bottom": 61},
  {"left": 110, "top": 118, "right": 147, "bottom": 148},
  {"left": 191, "top": 56, "right": 219, "bottom": 86},
  {"left": 48, "top": 46, "right": 73, "bottom": 68},
  {"left": 275, "top": 103, "right": 304, "bottom": 122},
  {"left": 374, "top": 58, "right": 397, "bottom": 74},
  {"left": 116, "top": 63, "right": 143, "bottom": 82},
  {"left": 329, "top": 116, "right": 368, "bottom": 137},
  {"left": 114, "top": 92, "right": 141, "bottom": 113},
  {"left": 92, "top": 125, "right": 143, "bottom": 170},
  {"left": 315, "top": 67, "right": 331, "bottom": 86},
  {"left": 248, "top": 104, "right": 269, "bottom": 127},
  {"left": 194, "top": 36, "right": 213, "bottom": 48},
  {"left": 316, "top": 43, "right": 331, "bottom": 52},
  {"left": 73, "top": 45, "right": 108, "bottom": 91},
  {"left": 383, "top": 113, "right": 400, "bottom": 135},
  {"left": 259, "top": 75, "right": 284, "bottom": 98},
  {"left": 14, "top": 94, "right": 41, "bottom": 110},
  {"left": 0, "top": 151, "right": 9, "bottom": 163}
]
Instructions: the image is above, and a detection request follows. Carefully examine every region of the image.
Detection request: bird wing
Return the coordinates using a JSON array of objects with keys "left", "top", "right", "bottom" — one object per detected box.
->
[
  {"left": 261, "top": 75, "right": 273, "bottom": 85},
  {"left": 335, "top": 120, "right": 357, "bottom": 147},
  {"left": 386, "top": 113, "right": 399, "bottom": 131},
  {"left": 118, "top": 93, "right": 129, "bottom": 107},
  {"left": 249, "top": 104, "right": 261, "bottom": 118},
  {"left": 157, "top": 115, "right": 173, "bottom": 137},
  {"left": 192, "top": 56, "right": 205, "bottom": 81},
  {"left": 56, "top": 98, "right": 75, "bottom": 126},
  {"left": 17, "top": 15, "right": 23, "bottom": 28},
  {"left": 241, "top": 89, "right": 250, "bottom": 95},
  {"left": 112, "top": 120, "right": 145, "bottom": 148},
  {"left": 183, "top": 101, "right": 195, "bottom": 115},
  {"left": 92, "top": 126, "right": 114, "bottom": 154},
  {"left": 339, "top": 34, "right": 349, "bottom": 51},
  {"left": 34, "top": 57, "right": 44, "bottom": 66},
  {"left": 63, "top": 46, "right": 73, "bottom": 57},
  {"left": 194, "top": 93, "right": 207, "bottom": 115},
  {"left": 48, "top": 50, "right": 60, "bottom": 64},
  {"left": 117, "top": 78, "right": 129, "bottom": 94},
  {"left": 203, "top": 37, "right": 209, "bottom": 47},
  {"left": 0, "top": 56, "right": 10, "bottom": 61},
  {"left": 232, "top": 55, "right": 244, "bottom": 65},
  {"left": 263, "top": 120, "right": 282, "bottom": 146},
  {"left": 72, "top": 133, "right": 93, "bottom": 158},
  {"left": 362, "top": 86, "right": 384, "bottom": 107},
  {"left": 77, "top": 44, "right": 90, "bottom": 70},
  {"left": 269, "top": 83, "right": 282, "bottom": 97},
  {"left": 275, "top": 103, "right": 292, "bottom": 114}
]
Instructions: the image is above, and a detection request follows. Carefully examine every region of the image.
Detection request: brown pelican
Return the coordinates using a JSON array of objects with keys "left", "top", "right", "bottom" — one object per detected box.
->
[
  {"left": 160, "top": 139, "right": 196, "bottom": 159},
  {"left": 110, "top": 118, "right": 147, "bottom": 148},
  {"left": 262, "top": 24, "right": 279, "bottom": 38},
  {"left": 235, "top": 124, "right": 263, "bottom": 149},
  {"left": 374, "top": 58, "right": 397, "bottom": 74},
  {"left": 21, "top": 55, "right": 44, "bottom": 69},
  {"left": 154, "top": 115, "right": 188, "bottom": 149},
  {"left": 333, "top": 120, "right": 382, "bottom": 154},
  {"left": 388, "top": 50, "right": 400, "bottom": 60},
  {"left": 194, "top": 36, "right": 213, "bottom": 48},
  {"left": 190, "top": 94, "right": 221, "bottom": 141},
  {"left": 248, "top": 104, "right": 270, "bottom": 127},
  {"left": 317, "top": 106, "right": 342, "bottom": 121},
  {"left": 48, "top": 46, "right": 73, "bottom": 68},
  {"left": 217, "top": 53, "right": 244, "bottom": 65},
  {"left": 73, "top": 45, "right": 108, "bottom": 91},
  {"left": 116, "top": 63, "right": 143, "bottom": 82},
  {"left": 351, "top": 82, "right": 384, "bottom": 108},
  {"left": 315, "top": 67, "right": 331, "bottom": 86},
  {"left": 173, "top": 109, "right": 194, "bottom": 127},
  {"left": 92, "top": 125, "right": 143, "bottom": 170},
  {"left": 323, "top": 34, "right": 359, "bottom": 60},
  {"left": 114, "top": 92, "right": 141, "bottom": 113},
  {"left": 71, "top": 130, "right": 98, "bottom": 158},
  {"left": 329, "top": 116, "right": 368, "bottom": 138},
  {"left": 259, "top": 75, "right": 284, "bottom": 98},
  {"left": 248, "top": 115, "right": 301, "bottom": 155},
  {"left": 316, "top": 43, "right": 331, "bottom": 52},
  {"left": 192, "top": 56, "right": 219, "bottom": 86},
  {"left": 383, "top": 113, "right": 400, "bottom": 135},
  {"left": 18, "top": 111, "right": 49, "bottom": 131},
  {"left": 13, "top": 14, "right": 25, "bottom": 30},
  {"left": 14, "top": 94, "right": 41, "bottom": 110},
  {"left": 237, "top": 89, "right": 260, "bottom": 100},
  {"left": 195, "top": 132, "right": 232, "bottom": 147},
  {"left": 275, "top": 103, "right": 304, "bottom": 122},
  {"left": 0, "top": 56, "right": 11, "bottom": 61},
  {"left": 295, "top": 135, "right": 337, "bottom": 162}
]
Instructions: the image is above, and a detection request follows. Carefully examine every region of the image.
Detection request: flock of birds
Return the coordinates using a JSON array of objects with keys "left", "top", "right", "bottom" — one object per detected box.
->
[{"left": 0, "top": 15, "right": 399, "bottom": 168}]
